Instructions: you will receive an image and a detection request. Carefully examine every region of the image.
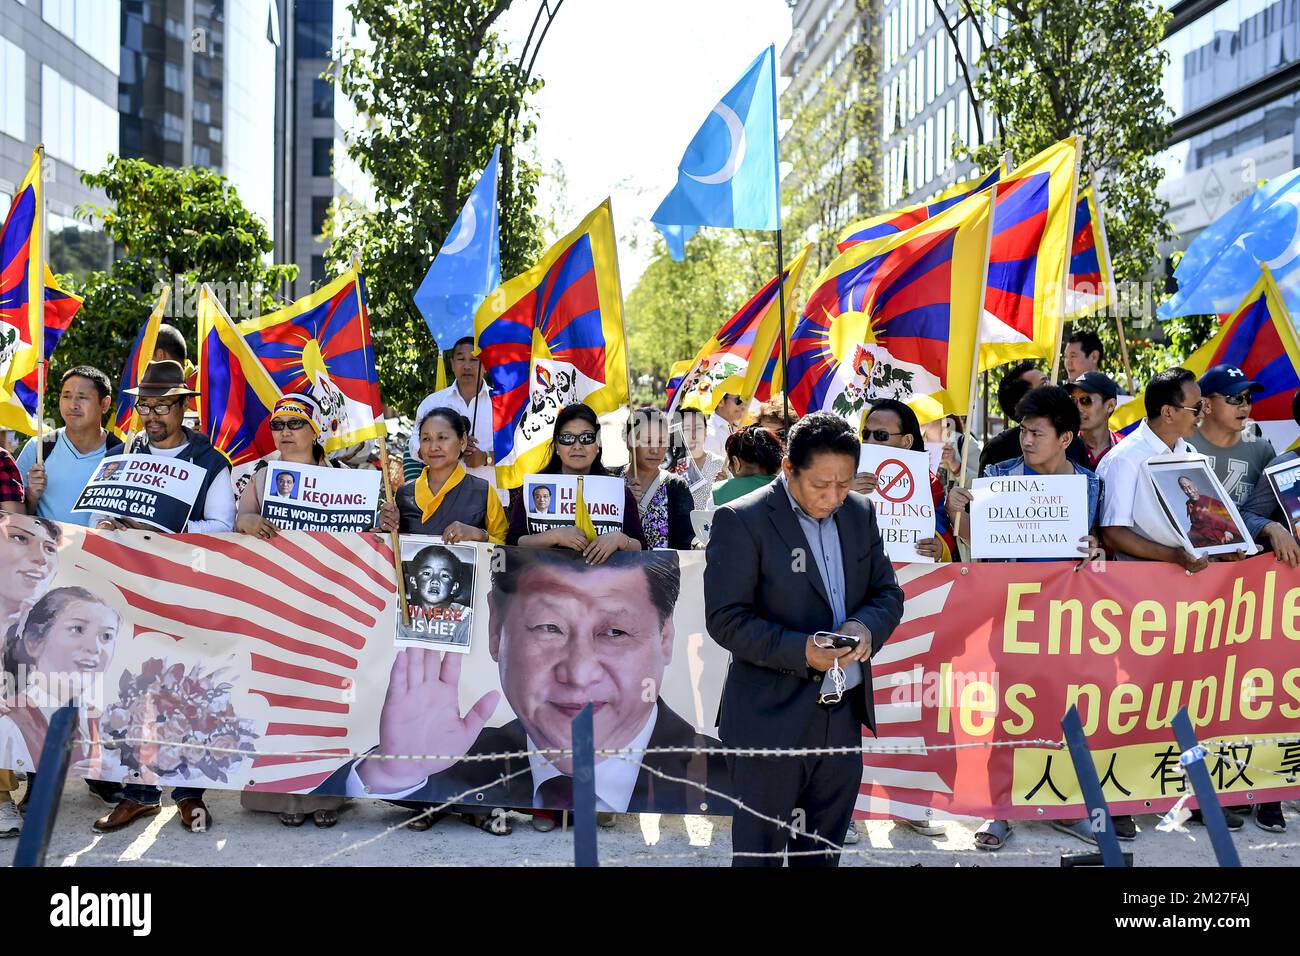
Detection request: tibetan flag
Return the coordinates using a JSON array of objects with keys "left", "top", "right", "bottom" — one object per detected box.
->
[
  {"left": 979, "top": 137, "right": 1081, "bottom": 370},
  {"left": 0, "top": 266, "right": 82, "bottom": 435},
  {"left": 475, "top": 200, "right": 629, "bottom": 489},
  {"left": 836, "top": 162, "right": 1003, "bottom": 252},
  {"left": 197, "top": 286, "right": 283, "bottom": 466},
  {"left": 1111, "top": 267, "right": 1300, "bottom": 445},
  {"left": 111, "top": 286, "right": 171, "bottom": 440},
  {"left": 0, "top": 150, "right": 46, "bottom": 401},
  {"left": 666, "top": 243, "right": 810, "bottom": 415},
  {"left": 237, "top": 270, "right": 386, "bottom": 453},
  {"left": 787, "top": 189, "right": 993, "bottom": 431},
  {"left": 1064, "top": 178, "right": 1115, "bottom": 320}
]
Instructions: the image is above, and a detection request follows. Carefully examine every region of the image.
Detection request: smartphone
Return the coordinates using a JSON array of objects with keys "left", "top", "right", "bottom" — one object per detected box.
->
[{"left": 813, "top": 630, "right": 860, "bottom": 649}]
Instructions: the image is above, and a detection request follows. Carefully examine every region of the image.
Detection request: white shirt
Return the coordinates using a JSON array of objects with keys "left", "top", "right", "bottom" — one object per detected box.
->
[
  {"left": 0, "top": 680, "right": 96, "bottom": 774},
  {"left": 410, "top": 382, "right": 499, "bottom": 495},
  {"left": 704, "top": 411, "right": 733, "bottom": 463},
  {"left": 1096, "top": 419, "right": 1192, "bottom": 553},
  {"left": 344, "top": 704, "right": 658, "bottom": 810},
  {"left": 91, "top": 440, "right": 236, "bottom": 533}
]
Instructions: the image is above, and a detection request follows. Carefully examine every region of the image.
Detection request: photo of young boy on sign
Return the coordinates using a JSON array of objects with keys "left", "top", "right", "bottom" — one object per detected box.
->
[{"left": 396, "top": 536, "right": 476, "bottom": 652}]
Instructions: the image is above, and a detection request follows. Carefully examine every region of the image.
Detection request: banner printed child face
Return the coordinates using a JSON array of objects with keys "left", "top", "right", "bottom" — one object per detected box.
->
[
  {"left": 0, "top": 514, "right": 60, "bottom": 618},
  {"left": 21, "top": 592, "right": 120, "bottom": 679}
]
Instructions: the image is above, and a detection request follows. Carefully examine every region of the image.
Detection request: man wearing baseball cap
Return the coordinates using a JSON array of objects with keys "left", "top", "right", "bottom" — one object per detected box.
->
[
  {"left": 1187, "top": 365, "right": 1276, "bottom": 506},
  {"left": 1069, "top": 371, "right": 1122, "bottom": 470}
]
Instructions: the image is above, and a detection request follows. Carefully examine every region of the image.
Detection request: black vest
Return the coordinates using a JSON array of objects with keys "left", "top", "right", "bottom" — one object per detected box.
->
[{"left": 396, "top": 472, "right": 492, "bottom": 536}]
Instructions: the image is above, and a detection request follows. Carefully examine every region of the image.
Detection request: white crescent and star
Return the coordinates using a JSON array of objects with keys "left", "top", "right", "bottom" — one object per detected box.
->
[
  {"left": 441, "top": 203, "right": 477, "bottom": 255},
  {"left": 684, "top": 102, "right": 747, "bottom": 186},
  {"left": 1234, "top": 192, "right": 1300, "bottom": 270}
]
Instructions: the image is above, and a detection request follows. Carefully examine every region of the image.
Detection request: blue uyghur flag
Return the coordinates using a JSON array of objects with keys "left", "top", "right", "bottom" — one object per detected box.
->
[
  {"left": 414, "top": 146, "right": 501, "bottom": 346},
  {"left": 1160, "top": 166, "right": 1300, "bottom": 318},
  {"left": 651, "top": 47, "right": 779, "bottom": 260}
]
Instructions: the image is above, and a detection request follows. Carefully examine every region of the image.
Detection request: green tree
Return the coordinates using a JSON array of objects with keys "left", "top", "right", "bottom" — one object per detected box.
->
[
  {"left": 57, "top": 157, "right": 297, "bottom": 399},
  {"left": 626, "top": 231, "right": 777, "bottom": 386},
  {"left": 327, "top": 0, "right": 546, "bottom": 413}
]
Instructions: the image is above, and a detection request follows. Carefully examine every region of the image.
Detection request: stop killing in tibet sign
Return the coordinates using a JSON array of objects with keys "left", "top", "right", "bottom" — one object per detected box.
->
[{"left": 857, "top": 444, "right": 935, "bottom": 563}]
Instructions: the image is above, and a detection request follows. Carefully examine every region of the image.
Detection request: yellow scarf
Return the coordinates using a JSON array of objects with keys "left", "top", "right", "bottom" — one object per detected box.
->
[
  {"left": 413, "top": 464, "right": 466, "bottom": 523},
  {"left": 575, "top": 475, "right": 598, "bottom": 542}
]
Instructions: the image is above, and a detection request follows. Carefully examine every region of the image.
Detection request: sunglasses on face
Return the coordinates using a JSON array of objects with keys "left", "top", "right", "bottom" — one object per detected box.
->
[
  {"left": 1221, "top": 393, "right": 1254, "bottom": 406},
  {"left": 136, "top": 401, "right": 178, "bottom": 417},
  {"left": 1073, "top": 393, "right": 1099, "bottom": 408},
  {"left": 1179, "top": 399, "right": 1205, "bottom": 416},
  {"left": 556, "top": 431, "right": 598, "bottom": 446},
  {"left": 864, "top": 429, "right": 902, "bottom": 443},
  {"left": 726, "top": 395, "right": 743, "bottom": 406},
  {"left": 270, "top": 418, "right": 310, "bottom": 432}
]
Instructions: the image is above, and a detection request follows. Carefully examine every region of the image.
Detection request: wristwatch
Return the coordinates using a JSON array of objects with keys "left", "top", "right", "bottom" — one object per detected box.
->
[{"left": 486, "top": 452, "right": 494, "bottom": 466}]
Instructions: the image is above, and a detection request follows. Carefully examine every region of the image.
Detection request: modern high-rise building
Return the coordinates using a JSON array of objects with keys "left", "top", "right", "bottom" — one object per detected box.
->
[
  {"left": 0, "top": 0, "right": 121, "bottom": 275},
  {"left": 1157, "top": 0, "right": 1300, "bottom": 249}
]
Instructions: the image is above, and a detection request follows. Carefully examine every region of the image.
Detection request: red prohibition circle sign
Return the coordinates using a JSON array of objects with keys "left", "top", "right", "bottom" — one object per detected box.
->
[{"left": 874, "top": 458, "right": 914, "bottom": 503}]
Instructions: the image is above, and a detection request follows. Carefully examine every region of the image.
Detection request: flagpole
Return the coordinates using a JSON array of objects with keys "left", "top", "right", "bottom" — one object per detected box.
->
[
  {"left": 766, "top": 44, "right": 790, "bottom": 431},
  {"left": 958, "top": 186, "right": 998, "bottom": 492},
  {"left": 34, "top": 145, "right": 47, "bottom": 464},
  {"left": 1049, "top": 139, "right": 1085, "bottom": 384},
  {"left": 349, "top": 252, "right": 410, "bottom": 628},
  {"left": 1089, "top": 174, "right": 1137, "bottom": 395},
  {"left": 603, "top": 199, "right": 637, "bottom": 473}
]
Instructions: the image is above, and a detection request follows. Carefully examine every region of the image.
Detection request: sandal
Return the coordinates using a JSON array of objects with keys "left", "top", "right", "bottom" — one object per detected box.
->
[
  {"left": 278, "top": 812, "right": 307, "bottom": 827},
  {"left": 1050, "top": 818, "right": 1099, "bottom": 846},
  {"left": 406, "top": 810, "right": 445, "bottom": 831},
  {"left": 974, "top": 819, "right": 1012, "bottom": 851},
  {"left": 462, "top": 811, "right": 512, "bottom": 836},
  {"left": 313, "top": 809, "right": 338, "bottom": 828}
]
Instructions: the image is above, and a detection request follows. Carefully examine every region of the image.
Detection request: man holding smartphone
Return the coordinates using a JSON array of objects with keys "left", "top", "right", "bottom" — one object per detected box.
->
[{"left": 705, "top": 412, "right": 904, "bottom": 866}]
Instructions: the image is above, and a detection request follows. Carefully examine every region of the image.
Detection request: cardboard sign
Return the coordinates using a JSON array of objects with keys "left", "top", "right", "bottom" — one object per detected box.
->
[
  {"left": 72, "top": 454, "right": 203, "bottom": 533},
  {"left": 523, "top": 473, "right": 625, "bottom": 536},
  {"left": 1265, "top": 456, "right": 1300, "bottom": 537},
  {"left": 395, "top": 535, "right": 477, "bottom": 652},
  {"left": 261, "top": 462, "right": 381, "bottom": 532},
  {"left": 969, "top": 473, "right": 1089, "bottom": 559},
  {"left": 857, "top": 444, "right": 935, "bottom": 563}
]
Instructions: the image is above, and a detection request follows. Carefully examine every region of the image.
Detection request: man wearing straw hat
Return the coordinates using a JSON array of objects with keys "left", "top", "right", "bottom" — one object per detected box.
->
[{"left": 90, "top": 359, "right": 236, "bottom": 835}]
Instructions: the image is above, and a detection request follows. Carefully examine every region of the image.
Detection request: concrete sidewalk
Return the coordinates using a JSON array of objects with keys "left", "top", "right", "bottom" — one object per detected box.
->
[{"left": 3, "top": 779, "right": 1298, "bottom": 866}]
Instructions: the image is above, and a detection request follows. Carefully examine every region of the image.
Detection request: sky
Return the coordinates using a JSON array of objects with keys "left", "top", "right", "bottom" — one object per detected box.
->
[{"left": 498, "top": 0, "right": 794, "bottom": 290}]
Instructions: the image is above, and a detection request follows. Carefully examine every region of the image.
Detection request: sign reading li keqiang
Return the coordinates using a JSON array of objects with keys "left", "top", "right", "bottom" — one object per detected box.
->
[
  {"left": 261, "top": 461, "right": 381, "bottom": 532},
  {"left": 969, "top": 474, "right": 1089, "bottom": 560},
  {"left": 71, "top": 455, "right": 203, "bottom": 533},
  {"left": 857, "top": 444, "right": 934, "bottom": 563}
]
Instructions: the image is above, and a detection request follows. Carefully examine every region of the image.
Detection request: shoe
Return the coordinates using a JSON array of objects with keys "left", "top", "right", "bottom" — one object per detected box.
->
[
  {"left": 85, "top": 779, "right": 124, "bottom": 805},
  {"left": 312, "top": 809, "right": 339, "bottom": 828},
  {"left": 1188, "top": 807, "right": 1244, "bottom": 831},
  {"left": 93, "top": 799, "right": 160, "bottom": 833},
  {"left": 843, "top": 822, "right": 860, "bottom": 845},
  {"left": 530, "top": 811, "right": 557, "bottom": 833},
  {"left": 1254, "top": 802, "right": 1286, "bottom": 833},
  {"left": 278, "top": 812, "right": 307, "bottom": 827},
  {"left": 1050, "top": 819, "right": 1098, "bottom": 845},
  {"left": 903, "top": 818, "right": 945, "bottom": 837},
  {"left": 1113, "top": 814, "right": 1137, "bottom": 841},
  {"left": 175, "top": 797, "right": 212, "bottom": 832},
  {"left": 0, "top": 802, "right": 21, "bottom": 837},
  {"left": 596, "top": 812, "right": 617, "bottom": 829}
]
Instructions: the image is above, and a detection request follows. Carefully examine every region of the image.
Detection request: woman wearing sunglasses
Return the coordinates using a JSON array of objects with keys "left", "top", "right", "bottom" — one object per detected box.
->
[
  {"left": 234, "top": 393, "right": 347, "bottom": 829},
  {"left": 851, "top": 399, "right": 956, "bottom": 563},
  {"left": 507, "top": 403, "right": 645, "bottom": 563}
]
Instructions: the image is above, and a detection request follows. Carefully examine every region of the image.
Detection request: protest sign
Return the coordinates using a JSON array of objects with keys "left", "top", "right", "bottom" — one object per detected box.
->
[
  {"left": 261, "top": 461, "right": 381, "bottom": 532},
  {"left": 7, "top": 514, "right": 1300, "bottom": 820},
  {"left": 969, "top": 473, "right": 1089, "bottom": 559},
  {"left": 523, "top": 473, "right": 624, "bottom": 535},
  {"left": 1148, "top": 456, "right": 1256, "bottom": 558},
  {"left": 858, "top": 444, "right": 935, "bottom": 563},
  {"left": 71, "top": 454, "right": 203, "bottom": 533},
  {"left": 1265, "top": 456, "right": 1300, "bottom": 536},
  {"left": 395, "top": 535, "right": 477, "bottom": 652}
]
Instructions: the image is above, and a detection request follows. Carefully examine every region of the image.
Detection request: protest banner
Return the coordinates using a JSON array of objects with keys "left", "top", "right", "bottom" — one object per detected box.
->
[
  {"left": 395, "top": 535, "right": 476, "bottom": 652},
  {"left": 261, "top": 461, "right": 381, "bottom": 533},
  {"left": 1265, "top": 456, "right": 1300, "bottom": 535},
  {"left": 522, "top": 473, "right": 624, "bottom": 535},
  {"left": 71, "top": 455, "right": 204, "bottom": 533},
  {"left": 6, "top": 512, "right": 1300, "bottom": 820},
  {"left": 969, "top": 473, "right": 1089, "bottom": 559},
  {"left": 857, "top": 444, "right": 935, "bottom": 563}
]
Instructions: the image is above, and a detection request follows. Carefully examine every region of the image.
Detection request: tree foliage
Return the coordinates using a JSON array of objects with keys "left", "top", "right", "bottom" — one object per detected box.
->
[
  {"left": 58, "top": 157, "right": 297, "bottom": 392},
  {"left": 327, "top": 0, "right": 546, "bottom": 412}
]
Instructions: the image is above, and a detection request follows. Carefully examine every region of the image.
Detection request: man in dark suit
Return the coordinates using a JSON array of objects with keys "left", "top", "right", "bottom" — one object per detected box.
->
[
  {"left": 321, "top": 548, "right": 725, "bottom": 814},
  {"left": 705, "top": 411, "right": 905, "bottom": 866}
]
